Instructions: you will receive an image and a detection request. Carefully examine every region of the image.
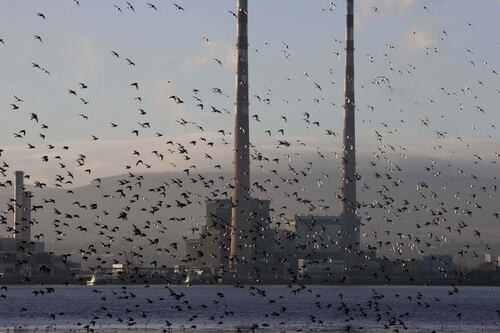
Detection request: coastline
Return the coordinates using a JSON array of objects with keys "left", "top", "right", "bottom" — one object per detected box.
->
[{"left": 1, "top": 325, "right": 499, "bottom": 333}]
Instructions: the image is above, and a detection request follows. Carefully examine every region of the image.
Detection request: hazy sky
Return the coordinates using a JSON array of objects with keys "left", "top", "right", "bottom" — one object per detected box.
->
[
  {"left": 0, "top": 0, "right": 499, "bottom": 262},
  {"left": 0, "top": 0, "right": 499, "bottom": 185}
]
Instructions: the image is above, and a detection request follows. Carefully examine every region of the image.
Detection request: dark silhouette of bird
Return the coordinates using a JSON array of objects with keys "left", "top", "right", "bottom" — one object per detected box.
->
[
  {"left": 146, "top": 3, "right": 158, "bottom": 11},
  {"left": 169, "top": 95, "right": 184, "bottom": 104}
]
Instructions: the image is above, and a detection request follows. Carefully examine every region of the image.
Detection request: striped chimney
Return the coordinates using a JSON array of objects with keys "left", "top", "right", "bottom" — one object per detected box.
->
[
  {"left": 229, "top": 0, "right": 251, "bottom": 275},
  {"left": 341, "top": 0, "right": 357, "bottom": 219}
]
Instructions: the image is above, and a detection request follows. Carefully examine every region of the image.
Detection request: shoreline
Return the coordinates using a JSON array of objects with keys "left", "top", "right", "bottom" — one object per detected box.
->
[
  {"left": 2, "top": 282, "right": 500, "bottom": 287},
  {"left": 1, "top": 325, "right": 499, "bottom": 333}
]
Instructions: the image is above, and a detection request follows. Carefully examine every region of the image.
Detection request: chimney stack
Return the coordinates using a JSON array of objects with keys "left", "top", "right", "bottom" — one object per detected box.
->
[
  {"left": 13, "top": 171, "right": 24, "bottom": 240},
  {"left": 341, "top": 0, "right": 360, "bottom": 248},
  {"left": 229, "top": 0, "right": 252, "bottom": 276},
  {"left": 21, "top": 191, "right": 32, "bottom": 244},
  {"left": 14, "top": 171, "right": 31, "bottom": 245}
]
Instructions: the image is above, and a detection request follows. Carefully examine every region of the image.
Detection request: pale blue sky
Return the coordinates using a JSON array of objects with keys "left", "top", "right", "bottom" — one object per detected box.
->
[{"left": 0, "top": 0, "right": 499, "bottom": 184}]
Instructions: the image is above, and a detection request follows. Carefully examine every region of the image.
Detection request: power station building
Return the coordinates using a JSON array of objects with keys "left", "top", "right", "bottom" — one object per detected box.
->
[
  {"left": 294, "top": 215, "right": 360, "bottom": 254},
  {"left": 185, "top": 199, "right": 275, "bottom": 276},
  {"left": 1, "top": 171, "right": 44, "bottom": 277},
  {"left": 184, "top": 212, "right": 363, "bottom": 282},
  {"left": 184, "top": 0, "right": 363, "bottom": 282},
  {"left": 0, "top": 171, "right": 79, "bottom": 281}
]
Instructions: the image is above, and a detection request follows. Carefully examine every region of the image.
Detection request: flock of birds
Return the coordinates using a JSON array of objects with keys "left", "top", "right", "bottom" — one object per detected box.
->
[{"left": 0, "top": 0, "right": 499, "bottom": 331}]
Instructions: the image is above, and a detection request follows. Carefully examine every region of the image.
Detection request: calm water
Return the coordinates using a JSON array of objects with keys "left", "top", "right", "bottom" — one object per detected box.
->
[{"left": 0, "top": 285, "right": 499, "bottom": 332}]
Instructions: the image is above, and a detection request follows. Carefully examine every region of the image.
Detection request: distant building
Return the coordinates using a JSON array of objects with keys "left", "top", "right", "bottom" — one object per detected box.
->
[
  {"left": 0, "top": 170, "right": 79, "bottom": 281},
  {"left": 185, "top": 209, "right": 364, "bottom": 282},
  {"left": 1, "top": 171, "right": 44, "bottom": 277},
  {"left": 185, "top": 198, "right": 274, "bottom": 276},
  {"left": 283, "top": 215, "right": 362, "bottom": 277},
  {"left": 423, "top": 255, "right": 454, "bottom": 273},
  {"left": 294, "top": 215, "right": 344, "bottom": 254},
  {"left": 293, "top": 215, "right": 360, "bottom": 254},
  {"left": 484, "top": 253, "right": 492, "bottom": 263},
  {"left": 0, "top": 238, "right": 44, "bottom": 254}
]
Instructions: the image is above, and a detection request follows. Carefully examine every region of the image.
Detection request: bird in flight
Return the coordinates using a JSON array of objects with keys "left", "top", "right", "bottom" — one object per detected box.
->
[
  {"left": 126, "top": 1, "right": 135, "bottom": 12},
  {"left": 169, "top": 95, "right": 184, "bottom": 104},
  {"left": 174, "top": 3, "right": 185, "bottom": 11},
  {"left": 146, "top": 3, "right": 158, "bottom": 11}
]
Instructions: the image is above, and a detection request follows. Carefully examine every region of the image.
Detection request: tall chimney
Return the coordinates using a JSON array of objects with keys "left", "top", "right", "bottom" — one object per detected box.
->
[
  {"left": 229, "top": 0, "right": 251, "bottom": 276},
  {"left": 21, "top": 191, "right": 32, "bottom": 244},
  {"left": 13, "top": 171, "right": 24, "bottom": 240},
  {"left": 341, "top": 0, "right": 359, "bottom": 248}
]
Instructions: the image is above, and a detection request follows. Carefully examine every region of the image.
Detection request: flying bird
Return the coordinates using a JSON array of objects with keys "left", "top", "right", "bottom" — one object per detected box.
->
[
  {"left": 174, "top": 3, "right": 185, "bottom": 11},
  {"left": 169, "top": 95, "right": 184, "bottom": 104},
  {"left": 146, "top": 3, "right": 158, "bottom": 11}
]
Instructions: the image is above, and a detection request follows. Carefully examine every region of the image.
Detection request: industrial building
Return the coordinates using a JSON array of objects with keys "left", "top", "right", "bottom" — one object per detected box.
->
[
  {"left": 0, "top": 171, "right": 79, "bottom": 282},
  {"left": 185, "top": 199, "right": 277, "bottom": 281},
  {"left": 270, "top": 215, "right": 364, "bottom": 282},
  {"left": 185, "top": 212, "right": 365, "bottom": 283},
  {"left": 423, "top": 255, "right": 454, "bottom": 274},
  {"left": 184, "top": 0, "right": 363, "bottom": 283}
]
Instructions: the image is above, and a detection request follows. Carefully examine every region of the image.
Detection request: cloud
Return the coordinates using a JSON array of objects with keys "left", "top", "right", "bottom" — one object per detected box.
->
[
  {"left": 2, "top": 129, "right": 496, "bottom": 200},
  {"left": 0, "top": 129, "right": 234, "bottom": 187},
  {"left": 398, "top": 15, "right": 445, "bottom": 53},
  {"left": 401, "top": 29, "right": 440, "bottom": 53}
]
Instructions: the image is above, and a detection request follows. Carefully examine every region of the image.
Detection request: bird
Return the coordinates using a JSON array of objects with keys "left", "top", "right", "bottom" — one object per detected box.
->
[
  {"left": 174, "top": 3, "right": 185, "bottom": 11},
  {"left": 146, "top": 3, "right": 158, "bottom": 11},
  {"left": 169, "top": 95, "right": 183, "bottom": 104},
  {"left": 126, "top": 1, "right": 135, "bottom": 12}
]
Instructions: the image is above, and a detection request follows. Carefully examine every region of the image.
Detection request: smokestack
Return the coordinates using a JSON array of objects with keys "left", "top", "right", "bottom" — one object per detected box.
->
[
  {"left": 229, "top": 0, "right": 251, "bottom": 275},
  {"left": 21, "top": 191, "right": 32, "bottom": 244},
  {"left": 14, "top": 171, "right": 24, "bottom": 240},
  {"left": 341, "top": 0, "right": 360, "bottom": 247},
  {"left": 342, "top": 0, "right": 356, "bottom": 217}
]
